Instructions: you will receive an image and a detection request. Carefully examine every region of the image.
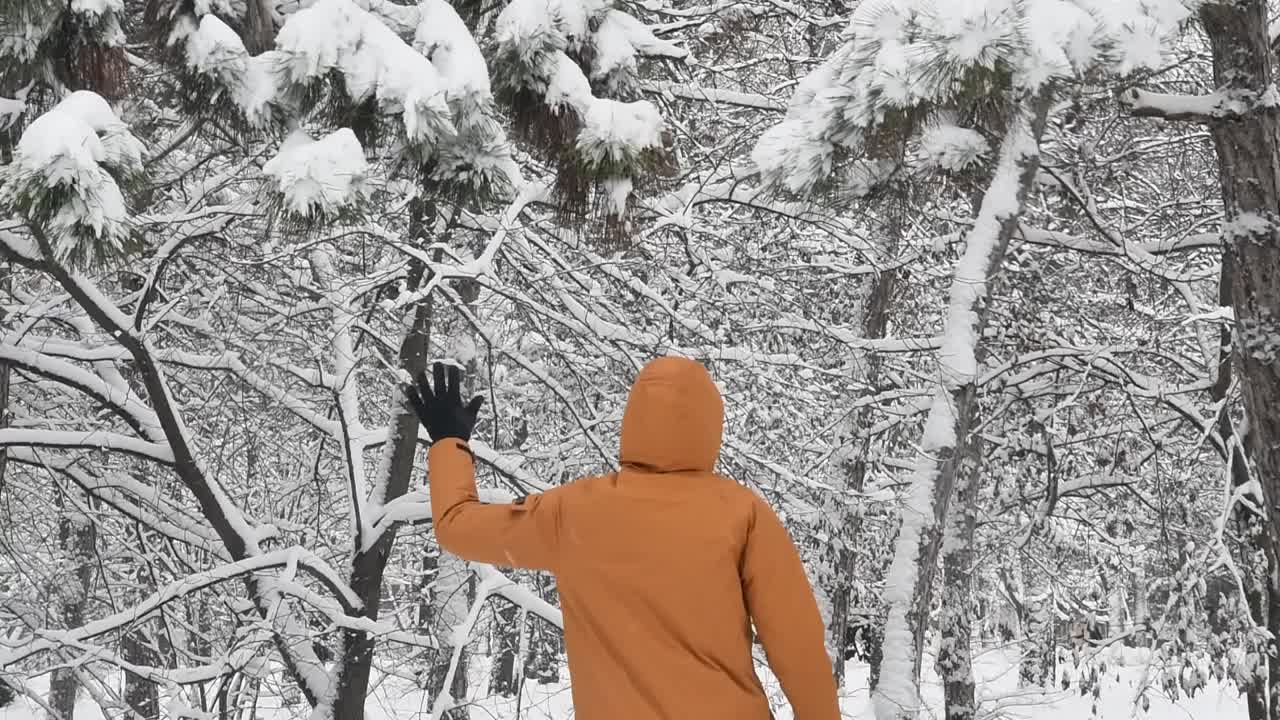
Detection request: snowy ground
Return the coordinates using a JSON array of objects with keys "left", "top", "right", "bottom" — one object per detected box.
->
[{"left": 2, "top": 644, "right": 1244, "bottom": 719}]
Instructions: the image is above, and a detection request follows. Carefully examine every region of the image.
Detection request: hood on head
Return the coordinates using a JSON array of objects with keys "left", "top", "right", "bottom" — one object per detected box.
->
[{"left": 619, "top": 356, "right": 723, "bottom": 473}]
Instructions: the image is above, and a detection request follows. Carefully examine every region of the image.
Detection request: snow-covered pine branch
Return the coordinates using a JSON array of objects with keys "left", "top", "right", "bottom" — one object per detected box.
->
[
  {"left": 751, "top": 0, "right": 1192, "bottom": 196},
  {"left": 491, "top": 0, "right": 684, "bottom": 240},
  {"left": 0, "top": 91, "right": 143, "bottom": 269},
  {"left": 749, "top": 2, "right": 1196, "bottom": 719}
]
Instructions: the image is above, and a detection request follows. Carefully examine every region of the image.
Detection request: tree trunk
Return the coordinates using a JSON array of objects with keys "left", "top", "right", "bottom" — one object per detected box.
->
[
  {"left": 937, "top": 432, "right": 981, "bottom": 720},
  {"left": 1209, "top": 253, "right": 1270, "bottom": 718},
  {"left": 429, "top": 552, "right": 472, "bottom": 719},
  {"left": 243, "top": 0, "right": 275, "bottom": 55},
  {"left": 48, "top": 493, "right": 97, "bottom": 720},
  {"left": 527, "top": 574, "right": 561, "bottom": 683},
  {"left": 1198, "top": 3, "right": 1280, "bottom": 717},
  {"left": 489, "top": 601, "right": 520, "bottom": 696},
  {"left": 331, "top": 200, "right": 439, "bottom": 720},
  {"left": 122, "top": 625, "right": 160, "bottom": 719},
  {"left": 873, "top": 96, "right": 1052, "bottom": 720},
  {"left": 829, "top": 239, "right": 900, "bottom": 688}
]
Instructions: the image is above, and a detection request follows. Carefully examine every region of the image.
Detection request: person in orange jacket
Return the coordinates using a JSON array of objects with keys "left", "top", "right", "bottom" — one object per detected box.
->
[{"left": 406, "top": 355, "right": 841, "bottom": 720}]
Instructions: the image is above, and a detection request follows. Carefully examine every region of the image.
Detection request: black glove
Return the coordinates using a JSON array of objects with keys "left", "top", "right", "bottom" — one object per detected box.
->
[{"left": 404, "top": 361, "right": 485, "bottom": 444}]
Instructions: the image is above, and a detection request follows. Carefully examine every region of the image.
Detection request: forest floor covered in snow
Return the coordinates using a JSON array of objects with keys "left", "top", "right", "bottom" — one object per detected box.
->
[{"left": 1, "top": 644, "right": 1244, "bottom": 719}]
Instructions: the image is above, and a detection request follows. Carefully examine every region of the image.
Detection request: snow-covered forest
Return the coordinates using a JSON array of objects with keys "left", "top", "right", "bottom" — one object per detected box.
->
[{"left": 1, "top": 0, "right": 1278, "bottom": 718}]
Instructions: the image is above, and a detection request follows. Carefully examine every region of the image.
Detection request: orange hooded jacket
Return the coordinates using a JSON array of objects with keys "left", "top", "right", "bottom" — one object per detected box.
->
[{"left": 427, "top": 356, "right": 841, "bottom": 720}]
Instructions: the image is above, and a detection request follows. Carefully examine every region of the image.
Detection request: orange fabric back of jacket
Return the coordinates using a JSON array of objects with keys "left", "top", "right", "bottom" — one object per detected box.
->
[{"left": 428, "top": 356, "right": 841, "bottom": 720}]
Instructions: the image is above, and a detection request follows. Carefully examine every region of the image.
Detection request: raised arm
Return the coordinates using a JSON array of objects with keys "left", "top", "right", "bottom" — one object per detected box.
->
[
  {"left": 408, "top": 362, "right": 562, "bottom": 571},
  {"left": 741, "top": 494, "right": 841, "bottom": 720},
  {"left": 428, "top": 437, "right": 562, "bottom": 571}
]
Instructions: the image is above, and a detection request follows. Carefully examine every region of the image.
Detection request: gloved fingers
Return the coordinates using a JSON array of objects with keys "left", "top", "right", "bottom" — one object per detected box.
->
[
  {"left": 416, "top": 369, "right": 436, "bottom": 404},
  {"left": 446, "top": 364, "right": 463, "bottom": 405},
  {"left": 403, "top": 383, "right": 429, "bottom": 419},
  {"left": 431, "top": 362, "right": 447, "bottom": 400},
  {"left": 465, "top": 394, "right": 485, "bottom": 422}
]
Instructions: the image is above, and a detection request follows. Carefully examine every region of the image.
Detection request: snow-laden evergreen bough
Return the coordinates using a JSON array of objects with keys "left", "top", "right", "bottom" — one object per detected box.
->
[
  {"left": 0, "top": 91, "right": 143, "bottom": 269},
  {"left": 751, "top": 1, "right": 1196, "bottom": 719},
  {"left": 490, "top": 0, "right": 686, "bottom": 237},
  {"left": 753, "top": 0, "right": 1195, "bottom": 195},
  {"left": 150, "top": 0, "right": 683, "bottom": 235}
]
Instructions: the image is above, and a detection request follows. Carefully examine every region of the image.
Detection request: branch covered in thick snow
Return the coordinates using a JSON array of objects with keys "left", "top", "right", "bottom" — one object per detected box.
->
[
  {"left": 0, "top": 549, "right": 362, "bottom": 668},
  {"left": 917, "top": 121, "right": 989, "bottom": 171},
  {"left": 414, "top": 0, "right": 520, "bottom": 195},
  {"left": 183, "top": 14, "right": 283, "bottom": 126},
  {"left": 1120, "top": 88, "right": 1255, "bottom": 122},
  {"left": 493, "top": 0, "right": 672, "bottom": 196},
  {"left": 0, "top": 429, "right": 175, "bottom": 463},
  {"left": 754, "top": 0, "right": 1191, "bottom": 192},
  {"left": 7, "top": 448, "right": 225, "bottom": 554},
  {"left": 593, "top": 10, "right": 688, "bottom": 91},
  {"left": 0, "top": 91, "right": 143, "bottom": 269},
  {"left": 263, "top": 128, "right": 369, "bottom": 218},
  {"left": 276, "top": 0, "right": 455, "bottom": 145}
]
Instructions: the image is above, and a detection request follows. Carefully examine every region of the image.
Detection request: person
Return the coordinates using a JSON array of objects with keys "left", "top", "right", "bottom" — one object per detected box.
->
[{"left": 406, "top": 355, "right": 841, "bottom": 720}]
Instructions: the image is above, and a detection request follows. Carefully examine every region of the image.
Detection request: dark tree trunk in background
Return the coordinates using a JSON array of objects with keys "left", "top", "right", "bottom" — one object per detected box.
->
[
  {"left": 1214, "top": 256, "right": 1269, "bottom": 720},
  {"left": 0, "top": 278, "right": 8, "bottom": 488},
  {"left": 937, "top": 434, "right": 982, "bottom": 720},
  {"left": 122, "top": 625, "right": 160, "bottom": 719},
  {"left": 490, "top": 601, "right": 521, "bottom": 696},
  {"left": 48, "top": 493, "right": 97, "bottom": 720},
  {"left": 1197, "top": 3, "right": 1280, "bottom": 717},
  {"left": 828, "top": 260, "right": 898, "bottom": 688},
  {"left": 243, "top": 0, "right": 275, "bottom": 55}
]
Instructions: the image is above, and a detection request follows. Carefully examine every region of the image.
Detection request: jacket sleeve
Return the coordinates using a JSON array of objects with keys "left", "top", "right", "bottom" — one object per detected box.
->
[
  {"left": 741, "top": 494, "right": 841, "bottom": 720},
  {"left": 428, "top": 438, "right": 563, "bottom": 572}
]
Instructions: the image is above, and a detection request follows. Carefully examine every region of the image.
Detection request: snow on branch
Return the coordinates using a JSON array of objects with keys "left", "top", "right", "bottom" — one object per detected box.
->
[
  {"left": 642, "top": 81, "right": 784, "bottom": 111},
  {"left": 413, "top": 0, "right": 521, "bottom": 198},
  {"left": 492, "top": 0, "right": 675, "bottom": 213},
  {"left": 1, "top": 549, "right": 361, "bottom": 669},
  {"left": 366, "top": 487, "right": 520, "bottom": 547},
  {"left": 476, "top": 564, "right": 564, "bottom": 629},
  {"left": 0, "top": 91, "right": 144, "bottom": 269},
  {"left": 157, "top": 348, "right": 342, "bottom": 436},
  {"left": 24, "top": 635, "right": 263, "bottom": 688},
  {"left": 0, "top": 342, "right": 165, "bottom": 437},
  {"left": 753, "top": 0, "right": 1191, "bottom": 194},
  {"left": 0, "top": 429, "right": 175, "bottom": 463},
  {"left": 275, "top": 0, "right": 454, "bottom": 144},
  {"left": 428, "top": 565, "right": 565, "bottom": 719},
  {"left": 1018, "top": 225, "right": 1220, "bottom": 256},
  {"left": 1119, "top": 88, "right": 1254, "bottom": 122},
  {"left": 263, "top": 128, "right": 369, "bottom": 219},
  {"left": 183, "top": 13, "right": 283, "bottom": 126},
  {"left": 592, "top": 10, "right": 688, "bottom": 91},
  {"left": 7, "top": 448, "right": 225, "bottom": 555}
]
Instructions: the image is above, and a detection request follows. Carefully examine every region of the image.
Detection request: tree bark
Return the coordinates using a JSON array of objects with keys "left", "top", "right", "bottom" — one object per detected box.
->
[
  {"left": 122, "top": 625, "right": 160, "bottom": 719},
  {"left": 1198, "top": 3, "right": 1280, "bottom": 717},
  {"left": 243, "top": 0, "right": 275, "bottom": 55},
  {"left": 937, "top": 431, "right": 981, "bottom": 720},
  {"left": 829, "top": 234, "right": 900, "bottom": 688},
  {"left": 490, "top": 600, "right": 520, "bottom": 696},
  {"left": 48, "top": 492, "right": 97, "bottom": 720}
]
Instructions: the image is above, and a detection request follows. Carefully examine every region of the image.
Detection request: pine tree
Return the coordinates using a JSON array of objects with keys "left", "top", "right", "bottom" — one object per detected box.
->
[{"left": 752, "top": 2, "right": 1193, "bottom": 718}]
